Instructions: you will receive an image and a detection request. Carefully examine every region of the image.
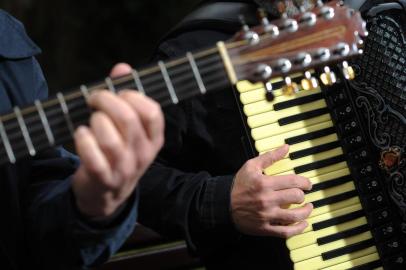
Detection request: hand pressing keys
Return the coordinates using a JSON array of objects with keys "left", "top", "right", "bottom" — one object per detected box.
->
[{"left": 231, "top": 144, "right": 313, "bottom": 237}]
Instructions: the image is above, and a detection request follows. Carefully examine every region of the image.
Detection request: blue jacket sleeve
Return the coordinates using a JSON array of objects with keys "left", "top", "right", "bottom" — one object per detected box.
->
[{"left": 0, "top": 9, "right": 138, "bottom": 269}]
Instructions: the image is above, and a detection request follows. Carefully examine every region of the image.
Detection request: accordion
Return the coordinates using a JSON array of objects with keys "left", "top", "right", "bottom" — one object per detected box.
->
[{"left": 236, "top": 1, "right": 406, "bottom": 269}]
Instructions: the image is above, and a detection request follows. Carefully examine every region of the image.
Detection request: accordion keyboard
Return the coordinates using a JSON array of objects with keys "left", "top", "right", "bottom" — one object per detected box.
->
[{"left": 236, "top": 76, "right": 404, "bottom": 270}]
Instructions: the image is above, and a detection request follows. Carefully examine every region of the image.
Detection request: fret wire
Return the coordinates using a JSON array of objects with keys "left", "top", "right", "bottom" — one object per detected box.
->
[
  {"left": 5, "top": 101, "right": 90, "bottom": 153},
  {"left": 186, "top": 52, "right": 207, "bottom": 94},
  {"left": 131, "top": 69, "right": 145, "bottom": 95},
  {"left": 141, "top": 60, "right": 225, "bottom": 100},
  {"left": 158, "top": 61, "right": 179, "bottom": 104},
  {"left": 0, "top": 118, "right": 16, "bottom": 163},
  {"left": 56, "top": 92, "right": 75, "bottom": 136},
  {"left": 138, "top": 53, "right": 221, "bottom": 88},
  {"left": 80, "top": 85, "right": 91, "bottom": 100},
  {"left": 105, "top": 77, "right": 116, "bottom": 93},
  {"left": 149, "top": 65, "right": 230, "bottom": 107},
  {"left": 35, "top": 100, "right": 55, "bottom": 146},
  {"left": 14, "top": 107, "right": 36, "bottom": 156}
]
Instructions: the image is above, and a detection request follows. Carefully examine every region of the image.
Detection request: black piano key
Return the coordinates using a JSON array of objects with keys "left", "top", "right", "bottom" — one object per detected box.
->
[
  {"left": 317, "top": 224, "right": 370, "bottom": 245},
  {"left": 285, "top": 127, "right": 336, "bottom": 145},
  {"left": 351, "top": 260, "right": 382, "bottom": 270},
  {"left": 306, "top": 175, "right": 353, "bottom": 194},
  {"left": 312, "top": 210, "right": 364, "bottom": 231},
  {"left": 312, "top": 190, "right": 358, "bottom": 208},
  {"left": 294, "top": 155, "right": 346, "bottom": 174},
  {"left": 278, "top": 108, "right": 329, "bottom": 126},
  {"left": 274, "top": 93, "right": 323, "bottom": 111},
  {"left": 321, "top": 239, "right": 375, "bottom": 261},
  {"left": 289, "top": 141, "right": 341, "bottom": 160}
]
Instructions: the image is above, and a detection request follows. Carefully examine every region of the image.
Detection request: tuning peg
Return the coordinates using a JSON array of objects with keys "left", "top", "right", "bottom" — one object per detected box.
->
[
  {"left": 282, "top": 77, "right": 299, "bottom": 96},
  {"left": 257, "top": 8, "right": 279, "bottom": 37},
  {"left": 333, "top": 42, "right": 350, "bottom": 56},
  {"left": 299, "top": 12, "right": 317, "bottom": 26},
  {"left": 265, "top": 81, "right": 275, "bottom": 101},
  {"left": 282, "top": 18, "right": 299, "bottom": 32},
  {"left": 315, "top": 48, "right": 331, "bottom": 61},
  {"left": 320, "top": 6, "right": 335, "bottom": 20},
  {"left": 320, "top": 66, "right": 337, "bottom": 86},
  {"left": 301, "top": 71, "right": 319, "bottom": 90},
  {"left": 316, "top": 0, "right": 324, "bottom": 7},
  {"left": 342, "top": 61, "right": 355, "bottom": 80},
  {"left": 256, "top": 64, "right": 273, "bottom": 80},
  {"left": 239, "top": 15, "right": 260, "bottom": 45},
  {"left": 294, "top": 53, "right": 312, "bottom": 67},
  {"left": 275, "top": 58, "right": 292, "bottom": 73}
]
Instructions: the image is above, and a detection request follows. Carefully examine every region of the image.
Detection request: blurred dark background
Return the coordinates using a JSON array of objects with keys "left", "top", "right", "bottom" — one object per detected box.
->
[{"left": 0, "top": 0, "right": 201, "bottom": 93}]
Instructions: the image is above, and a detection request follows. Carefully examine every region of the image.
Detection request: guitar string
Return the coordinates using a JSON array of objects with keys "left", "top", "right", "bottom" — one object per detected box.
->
[{"left": 0, "top": 73, "right": 231, "bottom": 161}]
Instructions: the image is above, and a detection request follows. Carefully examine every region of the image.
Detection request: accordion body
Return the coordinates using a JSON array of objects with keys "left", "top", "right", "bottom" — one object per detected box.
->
[{"left": 236, "top": 1, "right": 406, "bottom": 269}]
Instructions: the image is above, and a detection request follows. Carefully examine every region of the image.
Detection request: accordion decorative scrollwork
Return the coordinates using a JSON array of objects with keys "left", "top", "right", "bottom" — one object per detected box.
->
[{"left": 349, "top": 12, "right": 406, "bottom": 224}]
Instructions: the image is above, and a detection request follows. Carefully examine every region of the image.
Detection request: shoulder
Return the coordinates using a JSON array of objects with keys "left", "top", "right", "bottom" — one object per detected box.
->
[{"left": 0, "top": 9, "right": 41, "bottom": 59}]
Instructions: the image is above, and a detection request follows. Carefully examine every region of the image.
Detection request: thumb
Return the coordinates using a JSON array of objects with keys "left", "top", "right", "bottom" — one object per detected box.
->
[{"left": 255, "top": 144, "right": 289, "bottom": 169}]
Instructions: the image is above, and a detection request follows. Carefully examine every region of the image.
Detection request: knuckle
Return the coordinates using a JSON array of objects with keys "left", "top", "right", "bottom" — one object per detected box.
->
[
  {"left": 291, "top": 188, "right": 305, "bottom": 201},
  {"left": 256, "top": 195, "right": 268, "bottom": 210},
  {"left": 253, "top": 177, "right": 265, "bottom": 191}
]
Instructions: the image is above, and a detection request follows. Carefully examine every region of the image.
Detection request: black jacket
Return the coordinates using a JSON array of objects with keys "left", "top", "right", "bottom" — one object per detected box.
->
[{"left": 138, "top": 1, "right": 293, "bottom": 268}]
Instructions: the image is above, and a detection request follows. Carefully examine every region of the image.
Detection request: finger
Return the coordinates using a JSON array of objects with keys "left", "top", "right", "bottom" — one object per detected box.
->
[
  {"left": 88, "top": 91, "right": 146, "bottom": 144},
  {"left": 271, "top": 203, "right": 313, "bottom": 225},
  {"left": 118, "top": 90, "right": 164, "bottom": 149},
  {"left": 265, "top": 220, "right": 309, "bottom": 238},
  {"left": 275, "top": 188, "right": 305, "bottom": 205},
  {"left": 254, "top": 144, "right": 289, "bottom": 170},
  {"left": 267, "top": 174, "right": 312, "bottom": 191},
  {"left": 74, "top": 126, "right": 113, "bottom": 187},
  {"left": 110, "top": 63, "right": 132, "bottom": 78},
  {"left": 89, "top": 112, "right": 125, "bottom": 166}
]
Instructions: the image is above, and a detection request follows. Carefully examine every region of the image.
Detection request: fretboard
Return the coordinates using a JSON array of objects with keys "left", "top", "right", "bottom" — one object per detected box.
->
[{"left": 0, "top": 47, "right": 230, "bottom": 165}]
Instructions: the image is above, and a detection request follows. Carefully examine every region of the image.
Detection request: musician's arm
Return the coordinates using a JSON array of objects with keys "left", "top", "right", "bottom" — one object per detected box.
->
[
  {"left": 17, "top": 55, "right": 139, "bottom": 268},
  {"left": 138, "top": 102, "right": 242, "bottom": 256}
]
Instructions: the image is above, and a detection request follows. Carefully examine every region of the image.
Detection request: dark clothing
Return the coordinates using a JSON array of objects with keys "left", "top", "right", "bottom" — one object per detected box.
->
[
  {"left": 139, "top": 5, "right": 292, "bottom": 269},
  {"left": 0, "top": 10, "right": 138, "bottom": 269}
]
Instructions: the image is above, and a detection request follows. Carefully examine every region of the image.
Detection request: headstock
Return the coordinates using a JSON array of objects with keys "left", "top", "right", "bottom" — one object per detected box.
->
[{"left": 225, "top": 0, "right": 367, "bottom": 100}]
